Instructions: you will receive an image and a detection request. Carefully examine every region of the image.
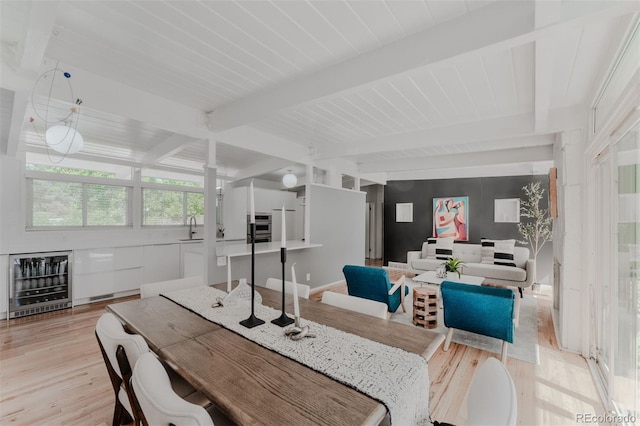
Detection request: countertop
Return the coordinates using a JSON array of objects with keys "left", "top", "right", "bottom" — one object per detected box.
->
[{"left": 216, "top": 240, "right": 322, "bottom": 257}]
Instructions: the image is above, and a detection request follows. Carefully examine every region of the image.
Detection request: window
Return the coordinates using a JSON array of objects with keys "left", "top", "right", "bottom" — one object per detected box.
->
[
  {"left": 142, "top": 188, "right": 204, "bottom": 225},
  {"left": 29, "top": 179, "right": 131, "bottom": 228}
]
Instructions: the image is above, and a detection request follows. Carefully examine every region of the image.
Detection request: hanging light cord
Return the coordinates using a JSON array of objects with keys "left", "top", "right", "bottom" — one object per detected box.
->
[{"left": 29, "top": 64, "right": 83, "bottom": 163}]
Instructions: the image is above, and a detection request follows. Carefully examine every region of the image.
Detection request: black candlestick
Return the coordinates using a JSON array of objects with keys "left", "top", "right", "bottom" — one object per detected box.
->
[
  {"left": 271, "top": 247, "right": 294, "bottom": 327},
  {"left": 240, "top": 223, "right": 265, "bottom": 328}
]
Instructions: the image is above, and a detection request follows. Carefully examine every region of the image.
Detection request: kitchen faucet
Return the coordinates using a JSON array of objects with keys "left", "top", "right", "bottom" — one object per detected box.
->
[{"left": 189, "top": 216, "right": 197, "bottom": 239}]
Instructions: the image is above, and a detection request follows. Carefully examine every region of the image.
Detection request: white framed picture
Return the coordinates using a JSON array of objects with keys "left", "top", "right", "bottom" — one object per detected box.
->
[
  {"left": 396, "top": 203, "right": 413, "bottom": 223},
  {"left": 494, "top": 198, "right": 520, "bottom": 223}
]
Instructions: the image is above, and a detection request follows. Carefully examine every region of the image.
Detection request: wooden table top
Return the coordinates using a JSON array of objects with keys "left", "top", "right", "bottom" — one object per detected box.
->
[{"left": 107, "top": 284, "right": 441, "bottom": 425}]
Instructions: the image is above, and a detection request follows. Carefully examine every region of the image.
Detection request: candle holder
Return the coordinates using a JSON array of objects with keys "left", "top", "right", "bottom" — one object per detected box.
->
[
  {"left": 271, "top": 247, "right": 294, "bottom": 327},
  {"left": 284, "top": 317, "right": 315, "bottom": 340},
  {"left": 240, "top": 223, "right": 265, "bottom": 328}
]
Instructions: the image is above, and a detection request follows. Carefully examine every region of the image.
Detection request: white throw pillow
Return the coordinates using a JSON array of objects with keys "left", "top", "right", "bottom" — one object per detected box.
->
[
  {"left": 481, "top": 238, "right": 495, "bottom": 264},
  {"left": 482, "top": 239, "right": 517, "bottom": 267},
  {"left": 425, "top": 237, "right": 437, "bottom": 259},
  {"left": 435, "top": 237, "right": 454, "bottom": 260}
]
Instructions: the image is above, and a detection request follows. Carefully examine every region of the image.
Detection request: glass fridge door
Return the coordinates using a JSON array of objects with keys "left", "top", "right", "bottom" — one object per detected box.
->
[{"left": 9, "top": 251, "right": 72, "bottom": 318}]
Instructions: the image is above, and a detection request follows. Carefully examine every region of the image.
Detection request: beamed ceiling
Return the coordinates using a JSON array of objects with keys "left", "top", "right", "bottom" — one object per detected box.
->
[{"left": 0, "top": 1, "right": 638, "bottom": 186}]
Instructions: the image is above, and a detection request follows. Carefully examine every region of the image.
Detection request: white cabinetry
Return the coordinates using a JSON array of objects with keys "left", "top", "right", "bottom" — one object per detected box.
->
[
  {"left": 143, "top": 244, "right": 180, "bottom": 283},
  {"left": 181, "top": 242, "right": 204, "bottom": 278},
  {"left": 0, "top": 255, "right": 7, "bottom": 317},
  {"left": 73, "top": 246, "right": 143, "bottom": 301}
]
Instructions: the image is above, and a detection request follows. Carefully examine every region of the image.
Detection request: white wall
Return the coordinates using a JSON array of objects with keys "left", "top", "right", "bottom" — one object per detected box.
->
[{"left": 553, "top": 129, "right": 587, "bottom": 353}]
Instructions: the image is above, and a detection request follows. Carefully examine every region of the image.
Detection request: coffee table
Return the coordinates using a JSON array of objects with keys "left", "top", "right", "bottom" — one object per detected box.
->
[{"left": 413, "top": 270, "right": 485, "bottom": 286}]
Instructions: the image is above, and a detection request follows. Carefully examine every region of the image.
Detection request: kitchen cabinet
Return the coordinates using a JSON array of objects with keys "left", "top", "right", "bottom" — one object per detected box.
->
[
  {"left": 143, "top": 244, "right": 180, "bottom": 283},
  {"left": 73, "top": 246, "right": 143, "bottom": 301}
]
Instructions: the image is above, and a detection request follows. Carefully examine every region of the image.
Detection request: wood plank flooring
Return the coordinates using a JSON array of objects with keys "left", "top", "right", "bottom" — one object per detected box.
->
[{"left": 0, "top": 278, "right": 604, "bottom": 425}]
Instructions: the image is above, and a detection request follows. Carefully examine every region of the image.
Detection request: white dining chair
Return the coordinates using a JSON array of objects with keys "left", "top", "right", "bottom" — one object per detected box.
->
[
  {"left": 467, "top": 357, "right": 517, "bottom": 426},
  {"left": 132, "top": 352, "right": 215, "bottom": 426},
  {"left": 265, "top": 277, "right": 310, "bottom": 299},
  {"left": 95, "top": 313, "right": 209, "bottom": 425},
  {"left": 321, "top": 291, "right": 388, "bottom": 319},
  {"left": 140, "top": 276, "right": 204, "bottom": 298}
]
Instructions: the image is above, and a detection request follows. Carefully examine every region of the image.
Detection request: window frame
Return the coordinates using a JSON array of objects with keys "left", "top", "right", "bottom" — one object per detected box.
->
[
  {"left": 140, "top": 181, "right": 205, "bottom": 227},
  {"left": 25, "top": 170, "right": 134, "bottom": 230}
]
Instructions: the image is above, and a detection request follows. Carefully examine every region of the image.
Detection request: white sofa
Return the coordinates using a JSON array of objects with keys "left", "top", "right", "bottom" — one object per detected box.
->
[{"left": 407, "top": 242, "right": 534, "bottom": 291}]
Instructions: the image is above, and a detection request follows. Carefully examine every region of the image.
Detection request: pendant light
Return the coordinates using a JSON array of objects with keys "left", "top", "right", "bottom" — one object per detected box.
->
[
  {"left": 30, "top": 66, "right": 84, "bottom": 160},
  {"left": 282, "top": 170, "right": 297, "bottom": 188}
]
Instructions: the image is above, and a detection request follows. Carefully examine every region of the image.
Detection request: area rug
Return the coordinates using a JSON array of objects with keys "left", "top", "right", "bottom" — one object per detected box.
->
[{"left": 391, "top": 288, "right": 540, "bottom": 364}]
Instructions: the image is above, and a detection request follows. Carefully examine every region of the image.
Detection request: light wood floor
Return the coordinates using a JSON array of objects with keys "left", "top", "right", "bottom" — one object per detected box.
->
[{"left": 0, "top": 278, "right": 605, "bottom": 425}]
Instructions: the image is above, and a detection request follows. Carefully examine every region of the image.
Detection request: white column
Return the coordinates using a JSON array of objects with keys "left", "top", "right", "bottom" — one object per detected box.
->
[
  {"left": 554, "top": 128, "right": 586, "bottom": 353},
  {"left": 203, "top": 137, "right": 218, "bottom": 284}
]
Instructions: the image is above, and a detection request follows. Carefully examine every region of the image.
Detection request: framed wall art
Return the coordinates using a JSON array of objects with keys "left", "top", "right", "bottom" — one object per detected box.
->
[{"left": 433, "top": 196, "right": 469, "bottom": 241}]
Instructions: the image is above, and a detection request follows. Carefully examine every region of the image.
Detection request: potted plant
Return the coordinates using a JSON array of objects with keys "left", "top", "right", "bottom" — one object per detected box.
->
[
  {"left": 443, "top": 258, "right": 465, "bottom": 279},
  {"left": 518, "top": 181, "right": 552, "bottom": 288}
]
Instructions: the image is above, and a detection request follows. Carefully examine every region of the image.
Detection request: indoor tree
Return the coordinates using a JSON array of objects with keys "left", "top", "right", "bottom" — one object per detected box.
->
[{"left": 518, "top": 181, "right": 552, "bottom": 286}]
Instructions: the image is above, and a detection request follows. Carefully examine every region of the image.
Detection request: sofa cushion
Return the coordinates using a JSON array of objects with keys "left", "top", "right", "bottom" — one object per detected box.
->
[
  {"left": 481, "top": 239, "right": 517, "bottom": 267},
  {"left": 424, "top": 238, "right": 436, "bottom": 259},
  {"left": 452, "top": 243, "right": 481, "bottom": 263},
  {"left": 411, "top": 258, "right": 444, "bottom": 271},
  {"left": 463, "top": 263, "right": 527, "bottom": 282}
]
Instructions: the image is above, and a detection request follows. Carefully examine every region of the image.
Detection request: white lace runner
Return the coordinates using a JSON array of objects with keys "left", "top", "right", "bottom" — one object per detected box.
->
[{"left": 162, "top": 286, "right": 431, "bottom": 426}]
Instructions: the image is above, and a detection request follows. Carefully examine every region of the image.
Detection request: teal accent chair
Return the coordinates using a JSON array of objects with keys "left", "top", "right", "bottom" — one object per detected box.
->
[
  {"left": 440, "top": 281, "right": 515, "bottom": 363},
  {"left": 342, "top": 265, "right": 409, "bottom": 313}
]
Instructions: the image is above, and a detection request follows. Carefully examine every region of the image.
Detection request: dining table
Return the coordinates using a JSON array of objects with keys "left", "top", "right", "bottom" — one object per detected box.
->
[{"left": 106, "top": 283, "right": 443, "bottom": 425}]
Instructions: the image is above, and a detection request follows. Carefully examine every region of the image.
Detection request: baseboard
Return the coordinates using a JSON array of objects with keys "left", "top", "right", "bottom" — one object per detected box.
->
[{"left": 309, "top": 279, "right": 346, "bottom": 296}]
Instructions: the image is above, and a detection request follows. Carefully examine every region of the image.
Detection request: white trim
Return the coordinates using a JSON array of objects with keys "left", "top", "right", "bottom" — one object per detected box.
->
[{"left": 25, "top": 170, "right": 133, "bottom": 187}]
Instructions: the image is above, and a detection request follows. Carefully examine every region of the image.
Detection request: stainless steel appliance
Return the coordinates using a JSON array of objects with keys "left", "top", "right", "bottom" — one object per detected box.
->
[
  {"left": 8, "top": 251, "right": 72, "bottom": 319},
  {"left": 247, "top": 214, "right": 272, "bottom": 243}
]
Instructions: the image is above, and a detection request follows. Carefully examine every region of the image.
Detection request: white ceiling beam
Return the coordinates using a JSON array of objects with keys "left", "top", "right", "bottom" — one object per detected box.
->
[
  {"left": 388, "top": 161, "right": 555, "bottom": 181},
  {"left": 18, "top": 1, "right": 60, "bottom": 70},
  {"left": 534, "top": 0, "right": 562, "bottom": 132},
  {"left": 3, "top": 90, "right": 29, "bottom": 156},
  {"left": 208, "top": 1, "right": 537, "bottom": 131},
  {"left": 231, "top": 157, "right": 292, "bottom": 183},
  {"left": 208, "top": 1, "right": 637, "bottom": 132},
  {"left": 315, "top": 106, "right": 583, "bottom": 160},
  {"left": 137, "top": 134, "right": 196, "bottom": 167},
  {"left": 359, "top": 145, "right": 553, "bottom": 174},
  {"left": 216, "top": 125, "right": 311, "bottom": 164}
]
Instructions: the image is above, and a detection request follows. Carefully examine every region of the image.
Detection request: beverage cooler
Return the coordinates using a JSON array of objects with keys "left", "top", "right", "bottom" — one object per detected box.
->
[{"left": 8, "top": 251, "right": 72, "bottom": 319}]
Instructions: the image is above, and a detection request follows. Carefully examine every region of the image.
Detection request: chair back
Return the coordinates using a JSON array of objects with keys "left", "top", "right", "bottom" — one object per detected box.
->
[
  {"left": 96, "top": 313, "right": 149, "bottom": 378},
  {"left": 132, "top": 352, "right": 214, "bottom": 426},
  {"left": 265, "top": 277, "right": 310, "bottom": 299},
  {"left": 441, "top": 281, "right": 515, "bottom": 343},
  {"left": 321, "top": 291, "right": 388, "bottom": 319},
  {"left": 140, "top": 276, "right": 204, "bottom": 298},
  {"left": 342, "top": 265, "right": 402, "bottom": 312},
  {"left": 467, "top": 357, "right": 517, "bottom": 425}
]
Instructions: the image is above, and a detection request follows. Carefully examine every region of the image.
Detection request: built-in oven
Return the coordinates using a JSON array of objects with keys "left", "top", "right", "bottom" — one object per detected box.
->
[{"left": 247, "top": 214, "right": 272, "bottom": 243}]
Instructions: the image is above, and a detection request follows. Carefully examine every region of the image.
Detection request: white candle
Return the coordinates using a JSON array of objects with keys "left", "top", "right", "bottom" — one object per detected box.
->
[
  {"left": 291, "top": 263, "right": 299, "bottom": 318},
  {"left": 281, "top": 205, "right": 286, "bottom": 248},
  {"left": 249, "top": 179, "right": 255, "bottom": 224}
]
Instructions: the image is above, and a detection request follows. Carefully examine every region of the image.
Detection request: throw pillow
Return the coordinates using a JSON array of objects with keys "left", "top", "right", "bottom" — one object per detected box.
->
[
  {"left": 435, "top": 237, "right": 454, "bottom": 260},
  {"left": 426, "top": 237, "right": 437, "bottom": 259},
  {"left": 483, "top": 238, "right": 517, "bottom": 267},
  {"left": 481, "top": 238, "right": 495, "bottom": 264}
]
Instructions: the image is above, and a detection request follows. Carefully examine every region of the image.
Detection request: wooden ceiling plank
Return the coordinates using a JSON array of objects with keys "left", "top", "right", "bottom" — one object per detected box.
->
[
  {"left": 534, "top": 0, "right": 562, "bottom": 132},
  {"left": 138, "top": 134, "right": 196, "bottom": 167},
  {"left": 208, "top": 1, "right": 537, "bottom": 131}
]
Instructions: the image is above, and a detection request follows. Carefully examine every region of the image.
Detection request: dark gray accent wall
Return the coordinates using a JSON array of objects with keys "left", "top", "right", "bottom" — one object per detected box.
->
[{"left": 383, "top": 175, "right": 549, "bottom": 263}]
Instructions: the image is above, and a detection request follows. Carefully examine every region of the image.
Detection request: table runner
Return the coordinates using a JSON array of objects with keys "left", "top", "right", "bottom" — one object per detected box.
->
[{"left": 161, "top": 286, "right": 432, "bottom": 426}]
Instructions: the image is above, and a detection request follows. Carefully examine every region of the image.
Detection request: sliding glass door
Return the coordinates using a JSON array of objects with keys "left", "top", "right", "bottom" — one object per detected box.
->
[
  {"left": 612, "top": 123, "right": 639, "bottom": 416},
  {"left": 593, "top": 121, "right": 639, "bottom": 419}
]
